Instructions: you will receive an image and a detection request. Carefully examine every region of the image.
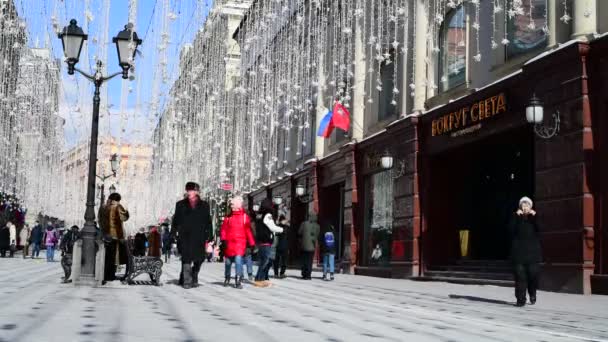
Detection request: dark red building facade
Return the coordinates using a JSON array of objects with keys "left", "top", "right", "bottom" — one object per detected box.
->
[{"left": 247, "top": 38, "right": 608, "bottom": 294}]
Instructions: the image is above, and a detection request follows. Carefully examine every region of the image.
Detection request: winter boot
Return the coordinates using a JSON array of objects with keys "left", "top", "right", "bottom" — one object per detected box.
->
[
  {"left": 248, "top": 273, "right": 253, "bottom": 281},
  {"left": 223, "top": 277, "right": 230, "bottom": 287},
  {"left": 192, "top": 262, "right": 201, "bottom": 288},
  {"left": 182, "top": 264, "right": 193, "bottom": 289},
  {"left": 235, "top": 276, "right": 243, "bottom": 289},
  {"left": 330, "top": 273, "right": 335, "bottom": 281}
]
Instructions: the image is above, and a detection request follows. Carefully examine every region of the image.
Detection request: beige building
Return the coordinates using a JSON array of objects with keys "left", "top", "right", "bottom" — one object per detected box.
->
[{"left": 62, "top": 137, "right": 153, "bottom": 231}]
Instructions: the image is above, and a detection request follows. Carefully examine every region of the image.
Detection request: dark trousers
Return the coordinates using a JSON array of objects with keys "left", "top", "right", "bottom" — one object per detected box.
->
[
  {"left": 273, "top": 249, "right": 287, "bottom": 276},
  {"left": 301, "top": 251, "right": 314, "bottom": 278},
  {"left": 513, "top": 263, "right": 540, "bottom": 303},
  {"left": 179, "top": 260, "right": 203, "bottom": 286},
  {"left": 254, "top": 246, "right": 272, "bottom": 281},
  {"left": 104, "top": 241, "right": 118, "bottom": 281},
  {"left": 61, "top": 253, "right": 73, "bottom": 282}
]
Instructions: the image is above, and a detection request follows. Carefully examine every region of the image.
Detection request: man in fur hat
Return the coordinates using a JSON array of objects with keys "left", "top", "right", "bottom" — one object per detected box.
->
[
  {"left": 101, "top": 192, "right": 130, "bottom": 284},
  {"left": 172, "top": 182, "right": 211, "bottom": 289}
]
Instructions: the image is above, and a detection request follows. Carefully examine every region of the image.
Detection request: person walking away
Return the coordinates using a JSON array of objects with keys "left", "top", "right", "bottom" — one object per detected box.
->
[
  {"left": 220, "top": 196, "right": 255, "bottom": 289},
  {"left": 172, "top": 182, "right": 212, "bottom": 289},
  {"left": 30, "top": 221, "right": 43, "bottom": 258},
  {"left": 242, "top": 214, "right": 257, "bottom": 281},
  {"left": 162, "top": 223, "right": 172, "bottom": 263},
  {"left": 0, "top": 224, "right": 10, "bottom": 257},
  {"left": 134, "top": 228, "right": 147, "bottom": 257},
  {"left": 60, "top": 225, "right": 79, "bottom": 283},
  {"left": 20, "top": 224, "right": 31, "bottom": 258},
  {"left": 254, "top": 198, "right": 283, "bottom": 287},
  {"left": 205, "top": 240, "right": 214, "bottom": 262},
  {"left": 322, "top": 223, "right": 337, "bottom": 281},
  {"left": 509, "top": 196, "right": 542, "bottom": 307},
  {"left": 45, "top": 224, "right": 58, "bottom": 262},
  {"left": 7, "top": 221, "right": 17, "bottom": 258},
  {"left": 273, "top": 215, "right": 289, "bottom": 279},
  {"left": 100, "top": 193, "right": 130, "bottom": 284},
  {"left": 298, "top": 214, "right": 320, "bottom": 280},
  {"left": 148, "top": 226, "right": 161, "bottom": 258}
]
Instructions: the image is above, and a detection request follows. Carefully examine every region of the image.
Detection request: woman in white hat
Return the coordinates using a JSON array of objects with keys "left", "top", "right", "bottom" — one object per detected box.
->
[{"left": 509, "top": 196, "right": 542, "bottom": 307}]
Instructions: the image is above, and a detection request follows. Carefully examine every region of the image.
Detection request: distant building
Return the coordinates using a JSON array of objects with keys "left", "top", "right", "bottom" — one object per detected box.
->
[{"left": 62, "top": 137, "right": 153, "bottom": 231}]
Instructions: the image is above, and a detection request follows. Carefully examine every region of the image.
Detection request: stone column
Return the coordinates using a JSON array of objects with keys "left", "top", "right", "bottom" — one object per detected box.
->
[
  {"left": 571, "top": 0, "right": 597, "bottom": 40},
  {"left": 315, "top": 47, "right": 327, "bottom": 158},
  {"left": 547, "top": 0, "right": 557, "bottom": 47},
  {"left": 352, "top": 0, "right": 366, "bottom": 140},
  {"left": 413, "top": 0, "right": 428, "bottom": 113}
]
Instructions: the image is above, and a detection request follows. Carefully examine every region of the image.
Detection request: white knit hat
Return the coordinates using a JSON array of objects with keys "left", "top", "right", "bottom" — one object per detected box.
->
[{"left": 519, "top": 196, "right": 533, "bottom": 207}]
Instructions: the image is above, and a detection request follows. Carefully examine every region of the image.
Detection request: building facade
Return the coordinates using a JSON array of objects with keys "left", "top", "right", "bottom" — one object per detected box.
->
[
  {"left": 62, "top": 137, "right": 153, "bottom": 231},
  {"left": 238, "top": 0, "right": 608, "bottom": 294}
]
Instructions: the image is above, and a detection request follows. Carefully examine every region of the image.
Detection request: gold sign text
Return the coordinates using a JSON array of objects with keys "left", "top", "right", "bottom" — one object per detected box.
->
[{"left": 432, "top": 93, "right": 507, "bottom": 137}]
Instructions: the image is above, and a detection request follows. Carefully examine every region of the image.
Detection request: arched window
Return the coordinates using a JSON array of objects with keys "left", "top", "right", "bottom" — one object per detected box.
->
[
  {"left": 507, "top": 0, "right": 547, "bottom": 59},
  {"left": 439, "top": 6, "right": 466, "bottom": 92}
]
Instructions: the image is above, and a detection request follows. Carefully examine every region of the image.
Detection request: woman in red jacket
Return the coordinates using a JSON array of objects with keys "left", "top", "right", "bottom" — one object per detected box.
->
[{"left": 220, "top": 196, "right": 255, "bottom": 289}]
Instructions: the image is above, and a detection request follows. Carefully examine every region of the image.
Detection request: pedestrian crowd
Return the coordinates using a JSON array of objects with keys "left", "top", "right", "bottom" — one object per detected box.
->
[{"left": 2, "top": 181, "right": 541, "bottom": 308}]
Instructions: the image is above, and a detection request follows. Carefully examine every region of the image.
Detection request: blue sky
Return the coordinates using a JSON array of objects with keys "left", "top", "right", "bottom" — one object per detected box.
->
[{"left": 16, "top": 0, "right": 211, "bottom": 147}]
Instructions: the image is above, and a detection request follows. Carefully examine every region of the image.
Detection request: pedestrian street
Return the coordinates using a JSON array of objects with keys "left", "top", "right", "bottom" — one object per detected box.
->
[{"left": 1, "top": 255, "right": 607, "bottom": 342}]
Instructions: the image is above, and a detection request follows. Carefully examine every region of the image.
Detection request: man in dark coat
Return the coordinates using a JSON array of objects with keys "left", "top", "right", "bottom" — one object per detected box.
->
[
  {"left": 30, "top": 221, "right": 44, "bottom": 258},
  {"left": 509, "top": 196, "right": 542, "bottom": 307},
  {"left": 60, "top": 225, "right": 79, "bottom": 283},
  {"left": 172, "top": 182, "right": 211, "bottom": 289}
]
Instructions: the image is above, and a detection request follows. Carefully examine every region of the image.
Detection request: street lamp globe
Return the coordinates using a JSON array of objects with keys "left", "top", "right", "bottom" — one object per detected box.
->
[
  {"left": 380, "top": 151, "right": 394, "bottom": 170},
  {"left": 110, "top": 154, "right": 119, "bottom": 175},
  {"left": 526, "top": 94, "right": 544, "bottom": 124},
  {"left": 252, "top": 204, "right": 260, "bottom": 212},
  {"left": 273, "top": 196, "right": 283, "bottom": 206},
  {"left": 112, "top": 23, "right": 142, "bottom": 79},
  {"left": 58, "top": 19, "right": 88, "bottom": 75},
  {"left": 109, "top": 184, "right": 116, "bottom": 193},
  {"left": 295, "top": 184, "right": 306, "bottom": 197}
]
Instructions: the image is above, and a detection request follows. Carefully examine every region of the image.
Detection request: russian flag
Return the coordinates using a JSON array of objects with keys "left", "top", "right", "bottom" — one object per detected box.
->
[{"left": 317, "top": 109, "right": 334, "bottom": 138}]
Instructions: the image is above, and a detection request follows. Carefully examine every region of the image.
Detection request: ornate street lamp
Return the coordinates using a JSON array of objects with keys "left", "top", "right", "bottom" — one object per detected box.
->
[
  {"left": 526, "top": 93, "right": 560, "bottom": 139},
  {"left": 252, "top": 204, "right": 260, "bottom": 212},
  {"left": 273, "top": 196, "right": 283, "bottom": 206},
  {"left": 380, "top": 151, "right": 394, "bottom": 170},
  {"left": 58, "top": 19, "right": 87, "bottom": 75},
  {"left": 109, "top": 184, "right": 116, "bottom": 193},
  {"left": 295, "top": 183, "right": 312, "bottom": 204},
  {"left": 97, "top": 154, "right": 120, "bottom": 207},
  {"left": 112, "top": 23, "right": 142, "bottom": 79},
  {"left": 59, "top": 19, "right": 142, "bottom": 286}
]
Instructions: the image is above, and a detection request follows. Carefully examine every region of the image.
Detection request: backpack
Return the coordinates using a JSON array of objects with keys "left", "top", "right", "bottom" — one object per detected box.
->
[{"left": 324, "top": 232, "right": 335, "bottom": 248}]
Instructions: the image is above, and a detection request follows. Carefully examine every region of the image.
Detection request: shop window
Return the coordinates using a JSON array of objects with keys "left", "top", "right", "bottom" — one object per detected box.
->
[
  {"left": 506, "top": 0, "right": 547, "bottom": 59},
  {"left": 365, "top": 170, "right": 394, "bottom": 265},
  {"left": 439, "top": 6, "right": 466, "bottom": 92}
]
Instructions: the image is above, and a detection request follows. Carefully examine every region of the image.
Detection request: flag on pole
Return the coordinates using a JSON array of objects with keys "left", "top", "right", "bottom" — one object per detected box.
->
[
  {"left": 317, "top": 109, "right": 335, "bottom": 138},
  {"left": 332, "top": 102, "right": 351, "bottom": 131}
]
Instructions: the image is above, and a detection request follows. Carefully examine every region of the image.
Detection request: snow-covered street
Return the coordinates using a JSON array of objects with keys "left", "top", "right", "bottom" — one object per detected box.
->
[{"left": 1, "top": 254, "right": 607, "bottom": 342}]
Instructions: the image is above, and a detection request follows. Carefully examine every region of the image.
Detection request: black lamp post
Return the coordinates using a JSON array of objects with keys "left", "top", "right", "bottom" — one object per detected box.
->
[
  {"left": 97, "top": 153, "right": 120, "bottom": 206},
  {"left": 59, "top": 19, "right": 142, "bottom": 286}
]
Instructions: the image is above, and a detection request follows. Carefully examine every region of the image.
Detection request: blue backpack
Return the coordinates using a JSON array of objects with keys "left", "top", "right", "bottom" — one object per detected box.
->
[{"left": 324, "top": 232, "right": 335, "bottom": 248}]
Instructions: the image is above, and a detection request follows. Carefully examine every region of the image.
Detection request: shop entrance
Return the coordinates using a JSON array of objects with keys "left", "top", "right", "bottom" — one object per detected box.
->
[
  {"left": 427, "top": 128, "right": 534, "bottom": 264},
  {"left": 319, "top": 183, "right": 345, "bottom": 262}
]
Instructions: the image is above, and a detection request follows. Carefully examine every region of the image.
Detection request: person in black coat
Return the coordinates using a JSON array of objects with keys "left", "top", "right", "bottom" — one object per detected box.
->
[
  {"left": 172, "top": 182, "right": 211, "bottom": 289},
  {"left": 509, "top": 196, "right": 542, "bottom": 307},
  {"left": 273, "top": 215, "right": 289, "bottom": 279},
  {"left": 0, "top": 225, "right": 10, "bottom": 257},
  {"left": 133, "top": 228, "right": 148, "bottom": 257}
]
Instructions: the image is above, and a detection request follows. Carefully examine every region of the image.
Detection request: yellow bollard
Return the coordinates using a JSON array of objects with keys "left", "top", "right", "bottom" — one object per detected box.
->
[{"left": 459, "top": 229, "right": 470, "bottom": 259}]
